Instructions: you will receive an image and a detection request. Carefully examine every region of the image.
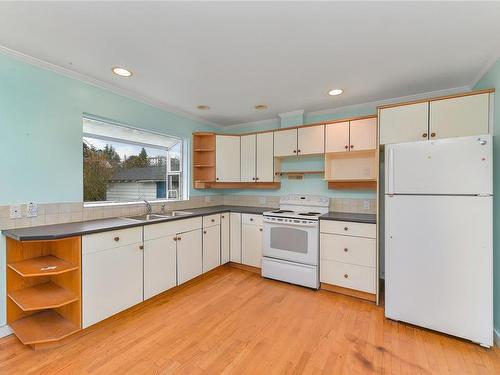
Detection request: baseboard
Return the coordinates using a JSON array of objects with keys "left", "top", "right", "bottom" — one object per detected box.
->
[
  {"left": 494, "top": 328, "right": 500, "bottom": 348},
  {"left": 0, "top": 324, "right": 12, "bottom": 338}
]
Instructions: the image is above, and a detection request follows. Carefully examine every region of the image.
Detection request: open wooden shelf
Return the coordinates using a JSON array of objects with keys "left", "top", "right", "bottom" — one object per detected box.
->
[
  {"left": 9, "top": 310, "right": 80, "bottom": 345},
  {"left": 8, "top": 255, "right": 78, "bottom": 277},
  {"left": 194, "top": 148, "right": 215, "bottom": 152},
  {"left": 193, "top": 133, "right": 216, "bottom": 187},
  {"left": 8, "top": 282, "right": 78, "bottom": 311},
  {"left": 194, "top": 164, "right": 215, "bottom": 167},
  {"left": 324, "top": 149, "right": 377, "bottom": 190},
  {"left": 328, "top": 179, "right": 377, "bottom": 190}
]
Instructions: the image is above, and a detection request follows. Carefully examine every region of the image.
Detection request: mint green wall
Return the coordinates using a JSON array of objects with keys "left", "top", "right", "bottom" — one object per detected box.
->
[
  {"left": 0, "top": 52, "right": 220, "bottom": 206},
  {"left": 474, "top": 57, "right": 500, "bottom": 335}
]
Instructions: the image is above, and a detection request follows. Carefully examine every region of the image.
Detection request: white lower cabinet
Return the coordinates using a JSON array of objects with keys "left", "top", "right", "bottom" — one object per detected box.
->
[
  {"left": 320, "top": 220, "right": 376, "bottom": 295},
  {"left": 241, "top": 214, "right": 263, "bottom": 268},
  {"left": 230, "top": 212, "right": 242, "bottom": 263},
  {"left": 82, "top": 227, "right": 143, "bottom": 328},
  {"left": 203, "top": 223, "right": 221, "bottom": 272},
  {"left": 177, "top": 228, "right": 203, "bottom": 284},
  {"left": 144, "top": 232, "right": 177, "bottom": 300},
  {"left": 221, "top": 212, "right": 230, "bottom": 264}
]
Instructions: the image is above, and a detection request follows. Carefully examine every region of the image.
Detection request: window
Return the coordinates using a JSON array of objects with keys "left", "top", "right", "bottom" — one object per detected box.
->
[{"left": 83, "top": 116, "right": 187, "bottom": 204}]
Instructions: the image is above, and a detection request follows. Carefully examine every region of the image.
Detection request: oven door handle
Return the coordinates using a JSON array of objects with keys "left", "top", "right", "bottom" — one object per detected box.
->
[{"left": 263, "top": 219, "right": 318, "bottom": 228}]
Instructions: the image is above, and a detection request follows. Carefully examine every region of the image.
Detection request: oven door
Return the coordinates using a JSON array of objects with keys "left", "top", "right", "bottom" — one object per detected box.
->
[{"left": 263, "top": 217, "right": 319, "bottom": 266}]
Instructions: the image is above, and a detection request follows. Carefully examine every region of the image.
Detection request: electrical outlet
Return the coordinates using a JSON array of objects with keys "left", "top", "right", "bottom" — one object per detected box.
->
[
  {"left": 363, "top": 200, "right": 371, "bottom": 210},
  {"left": 205, "top": 196, "right": 211, "bottom": 203},
  {"left": 27, "top": 202, "right": 38, "bottom": 218},
  {"left": 10, "top": 205, "right": 22, "bottom": 219},
  {"left": 259, "top": 197, "right": 266, "bottom": 205}
]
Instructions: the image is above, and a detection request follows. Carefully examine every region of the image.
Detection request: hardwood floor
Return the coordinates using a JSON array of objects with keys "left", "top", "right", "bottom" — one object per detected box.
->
[{"left": 1, "top": 266, "right": 499, "bottom": 374}]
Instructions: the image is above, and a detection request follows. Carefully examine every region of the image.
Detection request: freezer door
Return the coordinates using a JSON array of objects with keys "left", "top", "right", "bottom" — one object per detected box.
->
[
  {"left": 385, "top": 135, "right": 492, "bottom": 195},
  {"left": 385, "top": 195, "right": 493, "bottom": 346}
]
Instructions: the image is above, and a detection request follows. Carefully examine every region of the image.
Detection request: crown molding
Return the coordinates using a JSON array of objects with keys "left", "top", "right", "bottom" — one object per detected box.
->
[
  {"left": 0, "top": 45, "right": 221, "bottom": 129},
  {"left": 306, "top": 86, "right": 471, "bottom": 118},
  {"left": 223, "top": 117, "right": 280, "bottom": 129},
  {"left": 278, "top": 109, "right": 305, "bottom": 118},
  {"left": 469, "top": 54, "right": 500, "bottom": 89}
]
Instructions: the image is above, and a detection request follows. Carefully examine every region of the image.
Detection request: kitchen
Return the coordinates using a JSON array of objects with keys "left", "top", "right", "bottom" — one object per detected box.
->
[{"left": 1, "top": 2, "right": 500, "bottom": 374}]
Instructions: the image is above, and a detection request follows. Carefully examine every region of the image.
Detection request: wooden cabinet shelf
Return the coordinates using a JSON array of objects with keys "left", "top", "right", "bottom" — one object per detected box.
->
[
  {"left": 9, "top": 310, "right": 80, "bottom": 345},
  {"left": 194, "top": 164, "right": 215, "bottom": 167},
  {"left": 8, "top": 282, "right": 78, "bottom": 311},
  {"left": 194, "top": 148, "right": 215, "bottom": 152},
  {"left": 8, "top": 255, "right": 78, "bottom": 277}
]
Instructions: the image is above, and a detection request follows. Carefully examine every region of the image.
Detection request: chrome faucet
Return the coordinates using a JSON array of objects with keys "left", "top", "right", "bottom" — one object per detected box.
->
[{"left": 143, "top": 199, "right": 152, "bottom": 215}]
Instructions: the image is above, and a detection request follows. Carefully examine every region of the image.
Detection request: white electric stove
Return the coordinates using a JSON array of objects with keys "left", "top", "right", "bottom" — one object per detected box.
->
[{"left": 262, "top": 195, "right": 329, "bottom": 289}]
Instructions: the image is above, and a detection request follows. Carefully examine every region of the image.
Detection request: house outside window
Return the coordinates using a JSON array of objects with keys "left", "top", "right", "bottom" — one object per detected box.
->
[{"left": 83, "top": 116, "right": 187, "bottom": 205}]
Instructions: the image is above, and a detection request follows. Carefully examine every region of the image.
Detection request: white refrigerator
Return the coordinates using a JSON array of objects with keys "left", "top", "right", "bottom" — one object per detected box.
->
[{"left": 384, "top": 134, "right": 493, "bottom": 347}]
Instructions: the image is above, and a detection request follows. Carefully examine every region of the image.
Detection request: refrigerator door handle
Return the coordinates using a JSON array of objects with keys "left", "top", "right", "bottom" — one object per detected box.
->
[{"left": 387, "top": 147, "right": 395, "bottom": 195}]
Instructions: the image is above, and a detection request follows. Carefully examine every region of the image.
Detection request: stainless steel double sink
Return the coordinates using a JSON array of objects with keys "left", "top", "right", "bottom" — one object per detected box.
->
[{"left": 122, "top": 211, "right": 193, "bottom": 222}]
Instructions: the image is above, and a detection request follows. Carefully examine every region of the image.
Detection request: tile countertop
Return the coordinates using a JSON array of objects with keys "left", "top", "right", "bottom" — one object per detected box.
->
[{"left": 1, "top": 205, "right": 376, "bottom": 242}]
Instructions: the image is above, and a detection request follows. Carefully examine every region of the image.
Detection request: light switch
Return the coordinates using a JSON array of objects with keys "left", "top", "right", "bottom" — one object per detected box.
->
[
  {"left": 27, "top": 202, "right": 38, "bottom": 218},
  {"left": 10, "top": 205, "right": 22, "bottom": 219}
]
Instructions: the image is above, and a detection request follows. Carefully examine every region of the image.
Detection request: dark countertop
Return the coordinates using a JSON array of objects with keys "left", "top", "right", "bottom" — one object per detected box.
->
[
  {"left": 1, "top": 205, "right": 273, "bottom": 241},
  {"left": 320, "top": 211, "right": 376, "bottom": 224},
  {"left": 2, "top": 205, "right": 376, "bottom": 241}
]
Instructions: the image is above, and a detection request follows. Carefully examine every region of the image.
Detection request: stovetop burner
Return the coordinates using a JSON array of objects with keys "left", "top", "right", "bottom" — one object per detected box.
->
[
  {"left": 298, "top": 212, "right": 322, "bottom": 216},
  {"left": 271, "top": 210, "right": 293, "bottom": 213}
]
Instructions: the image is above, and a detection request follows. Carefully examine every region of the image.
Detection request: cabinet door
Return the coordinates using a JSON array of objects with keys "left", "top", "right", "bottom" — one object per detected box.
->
[
  {"left": 430, "top": 93, "right": 490, "bottom": 140},
  {"left": 349, "top": 118, "right": 377, "bottom": 151},
  {"left": 241, "top": 224, "right": 263, "bottom": 268},
  {"left": 216, "top": 135, "right": 241, "bottom": 182},
  {"left": 203, "top": 224, "right": 221, "bottom": 272},
  {"left": 144, "top": 235, "right": 177, "bottom": 300},
  {"left": 256, "top": 132, "right": 274, "bottom": 182},
  {"left": 221, "top": 212, "right": 230, "bottom": 264},
  {"left": 230, "top": 212, "right": 241, "bottom": 263},
  {"left": 83, "top": 243, "right": 143, "bottom": 328},
  {"left": 298, "top": 125, "right": 324, "bottom": 155},
  {"left": 177, "top": 229, "right": 202, "bottom": 284},
  {"left": 274, "top": 128, "right": 297, "bottom": 157},
  {"left": 379, "top": 102, "right": 429, "bottom": 144},
  {"left": 240, "top": 134, "right": 256, "bottom": 182},
  {"left": 325, "top": 121, "right": 350, "bottom": 153}
]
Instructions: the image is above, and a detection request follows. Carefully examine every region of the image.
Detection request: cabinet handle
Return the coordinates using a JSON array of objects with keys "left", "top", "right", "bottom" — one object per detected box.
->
[
  {"left": 139, "top": 245, "right": 144, "bottom": 250},
  {"left": 344, "top": 145, "right": 349, "bottom": 149},
  {"left": 344, "top": 248, "right": 348, "bottom": 252},
  {"left": 431, "top": 132, "right": 436, "bottom": 138},
  {"left": 344, "top": 227, "right": 348, "bottom": 231},
  {"left": 250, "top": 218, "right": 254, "bottom": 221},
  {"left": 211, "top": 219, "right": 215, "bottom": 222},
  {"left": 177, "top": 236, "right": 181, "bottom": 241},
  {"left": 173, "top": 237, "right": 177, "bottom": 241},
  {"left": 259, "top": 228, "right": 262, "bottom": 232},
  {"left": 252, "top": 177, "right": 255, "bottom": 181},
  {"left": 255, "top": 177, "right": 259, "bottom": 181},
  {"left": 422, "top": 133, "right": 428, "bottom": 138},
  {"left": 203, "top": 231, "right": 207, "bottom": 234},
  {"left": 350, "top": 145, "right": 354, "bottom": 149},
  {"left": 114, "top": 236, "right": 120, "bottom": 242},
  {"left": 344, "top": 274, "right": 349, "bottom": 279},
  {"left": 297, "top": 149, "right": 301, "bottom": 153},
  {"left": 293, "top": 150, "right": 297, "bottom": 153},
  {"left": 216, "top": 177, "right": 219, "bottom": 181},
  {"left": 221, "top": 215, "right": 224, "bottom": 219}
]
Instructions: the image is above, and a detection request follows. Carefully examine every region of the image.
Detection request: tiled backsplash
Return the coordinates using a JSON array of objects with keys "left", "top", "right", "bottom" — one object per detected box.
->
[{"left": 0, "top": 195, "right": 376, "bottom": 231}]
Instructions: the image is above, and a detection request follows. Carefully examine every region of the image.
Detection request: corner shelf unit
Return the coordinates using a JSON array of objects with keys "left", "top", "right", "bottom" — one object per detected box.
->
[
  {"left": 193, "top": 132, "right": 216, "bottom": 187},
  {"left": 6, "top": 236, "right": 81, "bottom": 349}
]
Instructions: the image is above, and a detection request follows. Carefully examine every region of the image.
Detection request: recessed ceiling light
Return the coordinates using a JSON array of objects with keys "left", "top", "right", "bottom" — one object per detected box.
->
[
  {"left": 328, "top": 89, "right": 344, "bottom": 96},
  {"left": 255, "top": 104, "right": 268, "bottom": 110},
  {"left": 112, "top": 67, "right": 133, "bottom": 77},
  {"left": 197, "top": 105, "right": 210, "bottom": 110}
]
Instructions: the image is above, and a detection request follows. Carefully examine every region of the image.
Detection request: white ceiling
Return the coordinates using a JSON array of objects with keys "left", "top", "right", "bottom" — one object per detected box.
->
[{"left": 1, "top": 2, "right": 500, "bottom": 126}]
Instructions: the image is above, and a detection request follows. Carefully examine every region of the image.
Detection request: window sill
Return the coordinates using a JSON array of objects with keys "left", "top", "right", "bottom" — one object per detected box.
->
[{"left": 83, "top": 199, "right": 187, "bottom": 208}]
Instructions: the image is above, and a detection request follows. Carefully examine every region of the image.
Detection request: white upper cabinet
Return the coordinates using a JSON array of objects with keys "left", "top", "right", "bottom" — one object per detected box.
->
[
  {"left": 349, "top": 118, "right": 377, "bottom": 151},
  {"left": 240, "top": 134, "right": 256, "bottom": 182},
  {"left": 274, "top": 128, "right": 297, "bottom": 157},
  {"left": 298, "top": 125, "right": 325, "bottom": 155},
  {"left": 325, "top": 121, "right": 350, "bottom": 153},
  {"left": 216, "top": 135, "right": 240, "bottom": 182},
  {"left": 256, "top": 132, "right": 274, "bottom": 182},
  {"left": 379, "top": 102, "right": 429, "bottom": 145},
  {"left": 429, "top": 93, "right": 490, "bottom": 140}
]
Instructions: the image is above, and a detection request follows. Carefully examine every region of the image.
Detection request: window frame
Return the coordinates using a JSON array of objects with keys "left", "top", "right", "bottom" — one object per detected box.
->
[{"left": 83, "top": 116, "right": 188, "bottom": 207}]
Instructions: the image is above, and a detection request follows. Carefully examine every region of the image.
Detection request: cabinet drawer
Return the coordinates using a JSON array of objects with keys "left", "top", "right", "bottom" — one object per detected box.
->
[
  {"left": 320, "top": 260, "right": 375, "bottom": 294},
  {"left": 242, "top": 213, "right": 262, "bottom": 226},
  {"left": 82, "top": 227, "right": 142, "bottom": 254},
  {"left": 320, "top": 220, "right": 376, "bottom": 238},
  {"left": 320, "top": 233, "right": 375, "bottom": 267},
  {"left": 144, "top": 217, "right": 202, "bottom": 241},
  {"left": 203, "top": 214, "right": 220, "bottom": 228}
]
